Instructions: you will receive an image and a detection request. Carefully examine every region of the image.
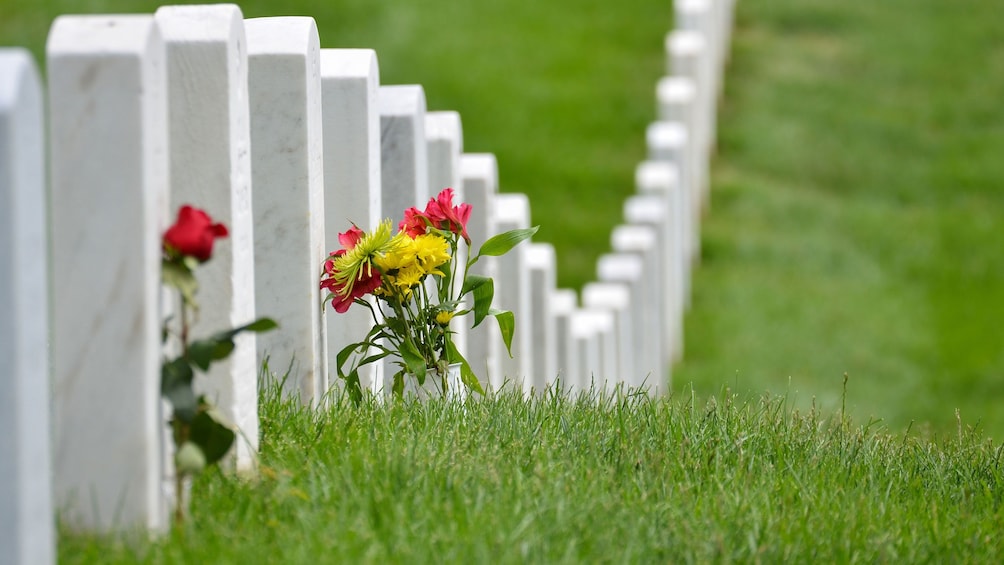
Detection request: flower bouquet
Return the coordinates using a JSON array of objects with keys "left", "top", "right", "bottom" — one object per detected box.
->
[{"left": 321, "top": 188, "right": 537, "bottom": 400}]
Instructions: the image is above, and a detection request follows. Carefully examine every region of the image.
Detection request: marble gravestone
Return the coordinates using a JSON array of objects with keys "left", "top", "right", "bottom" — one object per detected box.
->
[
  {"left": 0, "top": 48, "right": 54, "bottom": 564},
  {"left": 47, "top": 15, "right": 170, "bottom": 532},
  {"left": 246, "top": 16, "right": 329, "bottom": 404}
]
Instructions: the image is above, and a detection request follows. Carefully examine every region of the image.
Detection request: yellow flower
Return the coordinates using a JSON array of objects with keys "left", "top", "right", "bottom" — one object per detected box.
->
[
  {"left": 435, "top": 309, "right": 455, "bottom": 325},
  {"left": 375, "top": 232, "right": 418, "bottom": 273},
  {"left": 331, "top": 220, "right": 397, "bottom": 297},
  {"left": 412, "top": 234, "right": 450, "bottom": 275}
]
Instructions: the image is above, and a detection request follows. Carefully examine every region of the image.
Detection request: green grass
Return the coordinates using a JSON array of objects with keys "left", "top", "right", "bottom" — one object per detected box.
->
[
  {"left": 59, "top": 381, "right": 1004, "bottom": 562},
  {"left": 676, "top": 0, "right": 1004, "bottom": 439}
]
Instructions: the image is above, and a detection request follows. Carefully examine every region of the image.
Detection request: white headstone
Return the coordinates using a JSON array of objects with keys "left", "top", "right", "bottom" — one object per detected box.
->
[
  {"left": 0, "top": 47, "right": 54, "bottom": 565},
  {"left": 319, "top": 48, "right": 384, "bottom": 394},
  {"left": 246, "top": 17, "right": 328, "bottom": 404},
  {"left": 609, "top": 225, "right": 666, "bottom": 392},
  {"left": 635, "top": 160, "right": 689, "bottom": 345},
  {"left": 526, "top": 243, "right": 557, "bottom": 392},
  {"left": 156, "top": 3, "right": 258, "bottom": 472},
  {"left": 424, "top": 111, "right": 468, "bottom": 361},
  {"left": 646, "top": 122, "right": 698, "bottom": 267},
  {"left": 665, "top": 29, "right": 711, "bottom": 209},
  {"left": 570, "top": 309, "right": 615, "bottom": 394},
  {"left": 47, "top": 15, "right": 170, "bottom": 532},
  {"left": 460, "top": 154, "right": 499, "bottom": 389},
  {"left": 624, "top": 190, "right": 683, "bottom": 362},
  {"left": 551, "top": 289, "right": 579, "bottom": 394},
  {"left": 379, "top": 85, "right": 428, "bottom": 217},
  {"left": 492, "top": 193, "right": 532, "bottom": 392},
  {"left": 582, "top": 282, "right": 634, "bottom": 390}
]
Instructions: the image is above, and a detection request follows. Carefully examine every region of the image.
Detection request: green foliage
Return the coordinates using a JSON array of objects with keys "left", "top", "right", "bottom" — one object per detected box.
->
[
  {"left": 675, "top": 0, "right": 1004, "bottom": 440},
  {"left": 59, "top": 384, "right": 1004, "bottom": 562}
]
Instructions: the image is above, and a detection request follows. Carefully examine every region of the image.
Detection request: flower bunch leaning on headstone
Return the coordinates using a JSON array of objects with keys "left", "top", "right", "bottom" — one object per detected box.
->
[
  {"left": 161, "top": 205, "right": 277, "bottom": 521},
  {"left": 321, "top": 187, "right": 537, "bottom": 400}
]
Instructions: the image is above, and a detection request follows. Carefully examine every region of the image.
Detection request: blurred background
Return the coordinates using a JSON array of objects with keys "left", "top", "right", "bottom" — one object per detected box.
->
[{"left": 3, "top": 0, "right": 1003, "bottom": 439}]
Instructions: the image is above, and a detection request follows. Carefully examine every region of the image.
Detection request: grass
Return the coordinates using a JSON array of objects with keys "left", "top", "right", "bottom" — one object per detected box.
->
[
  {"left": 59, "top": 380, "right": 1004, "bottom": 562},
  {"left": 675, "top": 0, "right": 1004, "bottom": 439}
]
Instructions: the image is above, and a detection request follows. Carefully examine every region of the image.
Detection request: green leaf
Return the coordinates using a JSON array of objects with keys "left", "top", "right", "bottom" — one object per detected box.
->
[
  {"left": 162, "top": 358, "right": 198, "bottom": 421},
  {"left": 460, "top": 275, "right": 490, "bottom": 296},
  {"left": 475, "top": 226, "right": 538, "bottom": 259},
  {"left": 189, "top": 407, "right": 236, "bottom": 466},
  {"left": 445, "top": 339, "right": 484, "bottom": 395},
  {"left": 336, "top": 341, "right": 368, "bottom": 377},
  {"left": 392, "top": 370, "right": 405, "bottom": 398},
  {"left": 400, "top": 339, "right": 427, "bottom": 384},
  {"left": 471, "top": 277, "right": 494, "bottom": 328},
  {"left": 492, "top": 309, "right": 516, "bottom": 358},
  {"left": 343, "top": 369, "right": 362, "bottom": 405},
  {"left": 187, "top": 337, "right": 234, "bottom": 372},
  {"left": 162, "top": 259, "right": 198, "bottom": 307}
]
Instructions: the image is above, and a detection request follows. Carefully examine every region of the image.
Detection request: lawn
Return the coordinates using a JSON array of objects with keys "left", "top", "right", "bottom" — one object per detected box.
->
[
  {"left": 58, "top": 382, "right": 1004, "bottom": 562},
  {"left": 676, "top": 0, "right": 1004, "bottom": 439}
]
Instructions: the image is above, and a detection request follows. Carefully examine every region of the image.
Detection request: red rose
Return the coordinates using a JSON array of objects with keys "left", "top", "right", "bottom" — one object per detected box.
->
[{"left": 163, "top": 205, "right": 229, "bottom": 262}]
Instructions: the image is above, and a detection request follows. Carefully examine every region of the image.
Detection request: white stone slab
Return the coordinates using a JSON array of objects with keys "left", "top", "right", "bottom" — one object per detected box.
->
[
  {"left": 666, "top": 29, "right": 711, "bottom": 209},
  {"left": 582, "top": 282, "right": 633, "bottom": 390},
  {"left": 550, "top": 289, "right": 578, "bottom": 394},
  {"left": 570, "top": 309, "right": 615, "bottom": 394},
  {"left": 156, "top": 3, "right": 258, "bottom": 472},
  {"left": 492, "top": 193, "right": 532, "bottom": 393},
  {"left": 609, "top": 225, "right": 665, "bottom": 392},
  {"left": 460, "top": 154, "right": 499, "bottom": 389},
  {"left": 319, "top": 48, "right": 384, "bottom": 395},
  {"left": 424, "top": 111, "right": 468, "bottom": 361},
  {"left": 634, "top": 161, "right": 690, "bottom": 323},
  {"left": 47, "top": 15, "right": 169, "bottom": 532},
  {"left": 379, "top": 85, "right": 428, "bottom": 216},
  {"left": 525, "top": 243, "right": 557, "bottom": 392},
  {"left": 595, "top": 255, "right": 650, "bottom": 391},
  {"left": 656, "top": 76, "right": 696, "bottom": 125},
  {"left": 0, "top": 47, "right": 54, "bottom": 565},
  {"left": 246, "top": 16, "right": 328, "bottom": 404},
  {"left": 624, "top": 191, "right": 682, "bottom": 363},
  {"left": 645, "top": 121, "right": 698, "bottom": 268}
]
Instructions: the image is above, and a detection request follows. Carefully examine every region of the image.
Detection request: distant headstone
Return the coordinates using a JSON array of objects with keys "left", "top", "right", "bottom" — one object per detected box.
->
[
  {"left": 379, "top": 85, "right": 429, "bottom": 218},
  {"left": 319, "top": 48, "right": 384, "bottom": 394},
  {"left": 0, "top": 47, "right": 54, "bottom": 564},
  {"left": 582, "top": 283, "right": 634, "bottom": 390},
  {"left": 246, "top": 16, "right": 328, "bottom": 403},
  {"left": 460, "top": 154, "right": 500, "bottom": 388},
  {"left": 424, "top": 111, "right": 468, "bottom": 361},
  {"left": 47, "top": 15, "right": 170, "bottom": 532},
  {"left": 493, "top": 193, "right": 532, "bottom": 392},
  {"left": 526, "top": 243, "right": 557, "bottom": 391},
  {"left": 551, "top": 289, "right": 579, "bottom": 393}
]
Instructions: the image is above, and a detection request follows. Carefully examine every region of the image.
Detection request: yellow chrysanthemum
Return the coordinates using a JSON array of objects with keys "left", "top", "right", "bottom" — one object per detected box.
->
[
  {"left": 332, "top": 220, "right": 397, "bottom": 297},
  {"left": 413, "top": 234, "right": 450, "bottom": 275},
  {"left": 435, "top": 310, "right": 455, "bottom": 325}
]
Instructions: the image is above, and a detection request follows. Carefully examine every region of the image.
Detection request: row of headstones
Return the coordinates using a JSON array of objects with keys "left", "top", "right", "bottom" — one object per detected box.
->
[{"left": 0, "top": 0, "right": 734, "bottom": 561}]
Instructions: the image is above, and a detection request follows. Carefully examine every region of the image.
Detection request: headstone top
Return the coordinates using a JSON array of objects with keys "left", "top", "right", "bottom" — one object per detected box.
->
[
  {"left": 525, "top": 242, "right": 555, "bottom": 268},
  {"left": 379, "top": 84, "right": 426, "bottom": 116},
  {"left": 245, "top": 17, "right": 319, "bottom": 55},
  {"left": 494, "top": 192, "right": 530, "bottom": 225},
  {"left": 635, "top": 160, "right": 680, "bottom": 189},
  {"left": 624, "top": 194, "right": 667, "bottom": 223},
  {"left": 552, "top": 289, "right": 578, "bottom": 314},
  {"left": 646, "top": 121, "right": 689, "bottom": 148},
  {"left": 48, "top": 15, "right": 159, "bottom": 54},
  {"left": 657, "top": 76, "right": 696, "bottom": 103},
  {"left": 665, "top": 30, "right": 706, "bottom": 54},
  {"left": 425, "top": 111, "right": 463, "bottom": 145},
  {"left": 597, "top": 254, "right": 645, "bottom": 281},
  {"left": 612, "top": 224, "right": 658, "bottom": 250},
  {"left": 320, "top": 48, "right": 379, "bottom": 79},
  {"left": 155, "top": 4, "right": 243, "bottom": 42},
  {"left": 582, "top": 282, "right": 631, "bottom": 309}
]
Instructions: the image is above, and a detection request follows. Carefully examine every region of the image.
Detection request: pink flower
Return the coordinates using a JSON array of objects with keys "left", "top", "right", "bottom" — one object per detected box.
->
[
  {"left": 423, "top": 188, "right": 471, "bottom": 244},
  {"left": 398, "top": 207, "right": 428, "bottom": 239},
  {"left": 320, "top": 226, "right": 382, "bottom": 314},
  {"left": 163, "top": 205, "right": 228, "bottom": 262}
]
